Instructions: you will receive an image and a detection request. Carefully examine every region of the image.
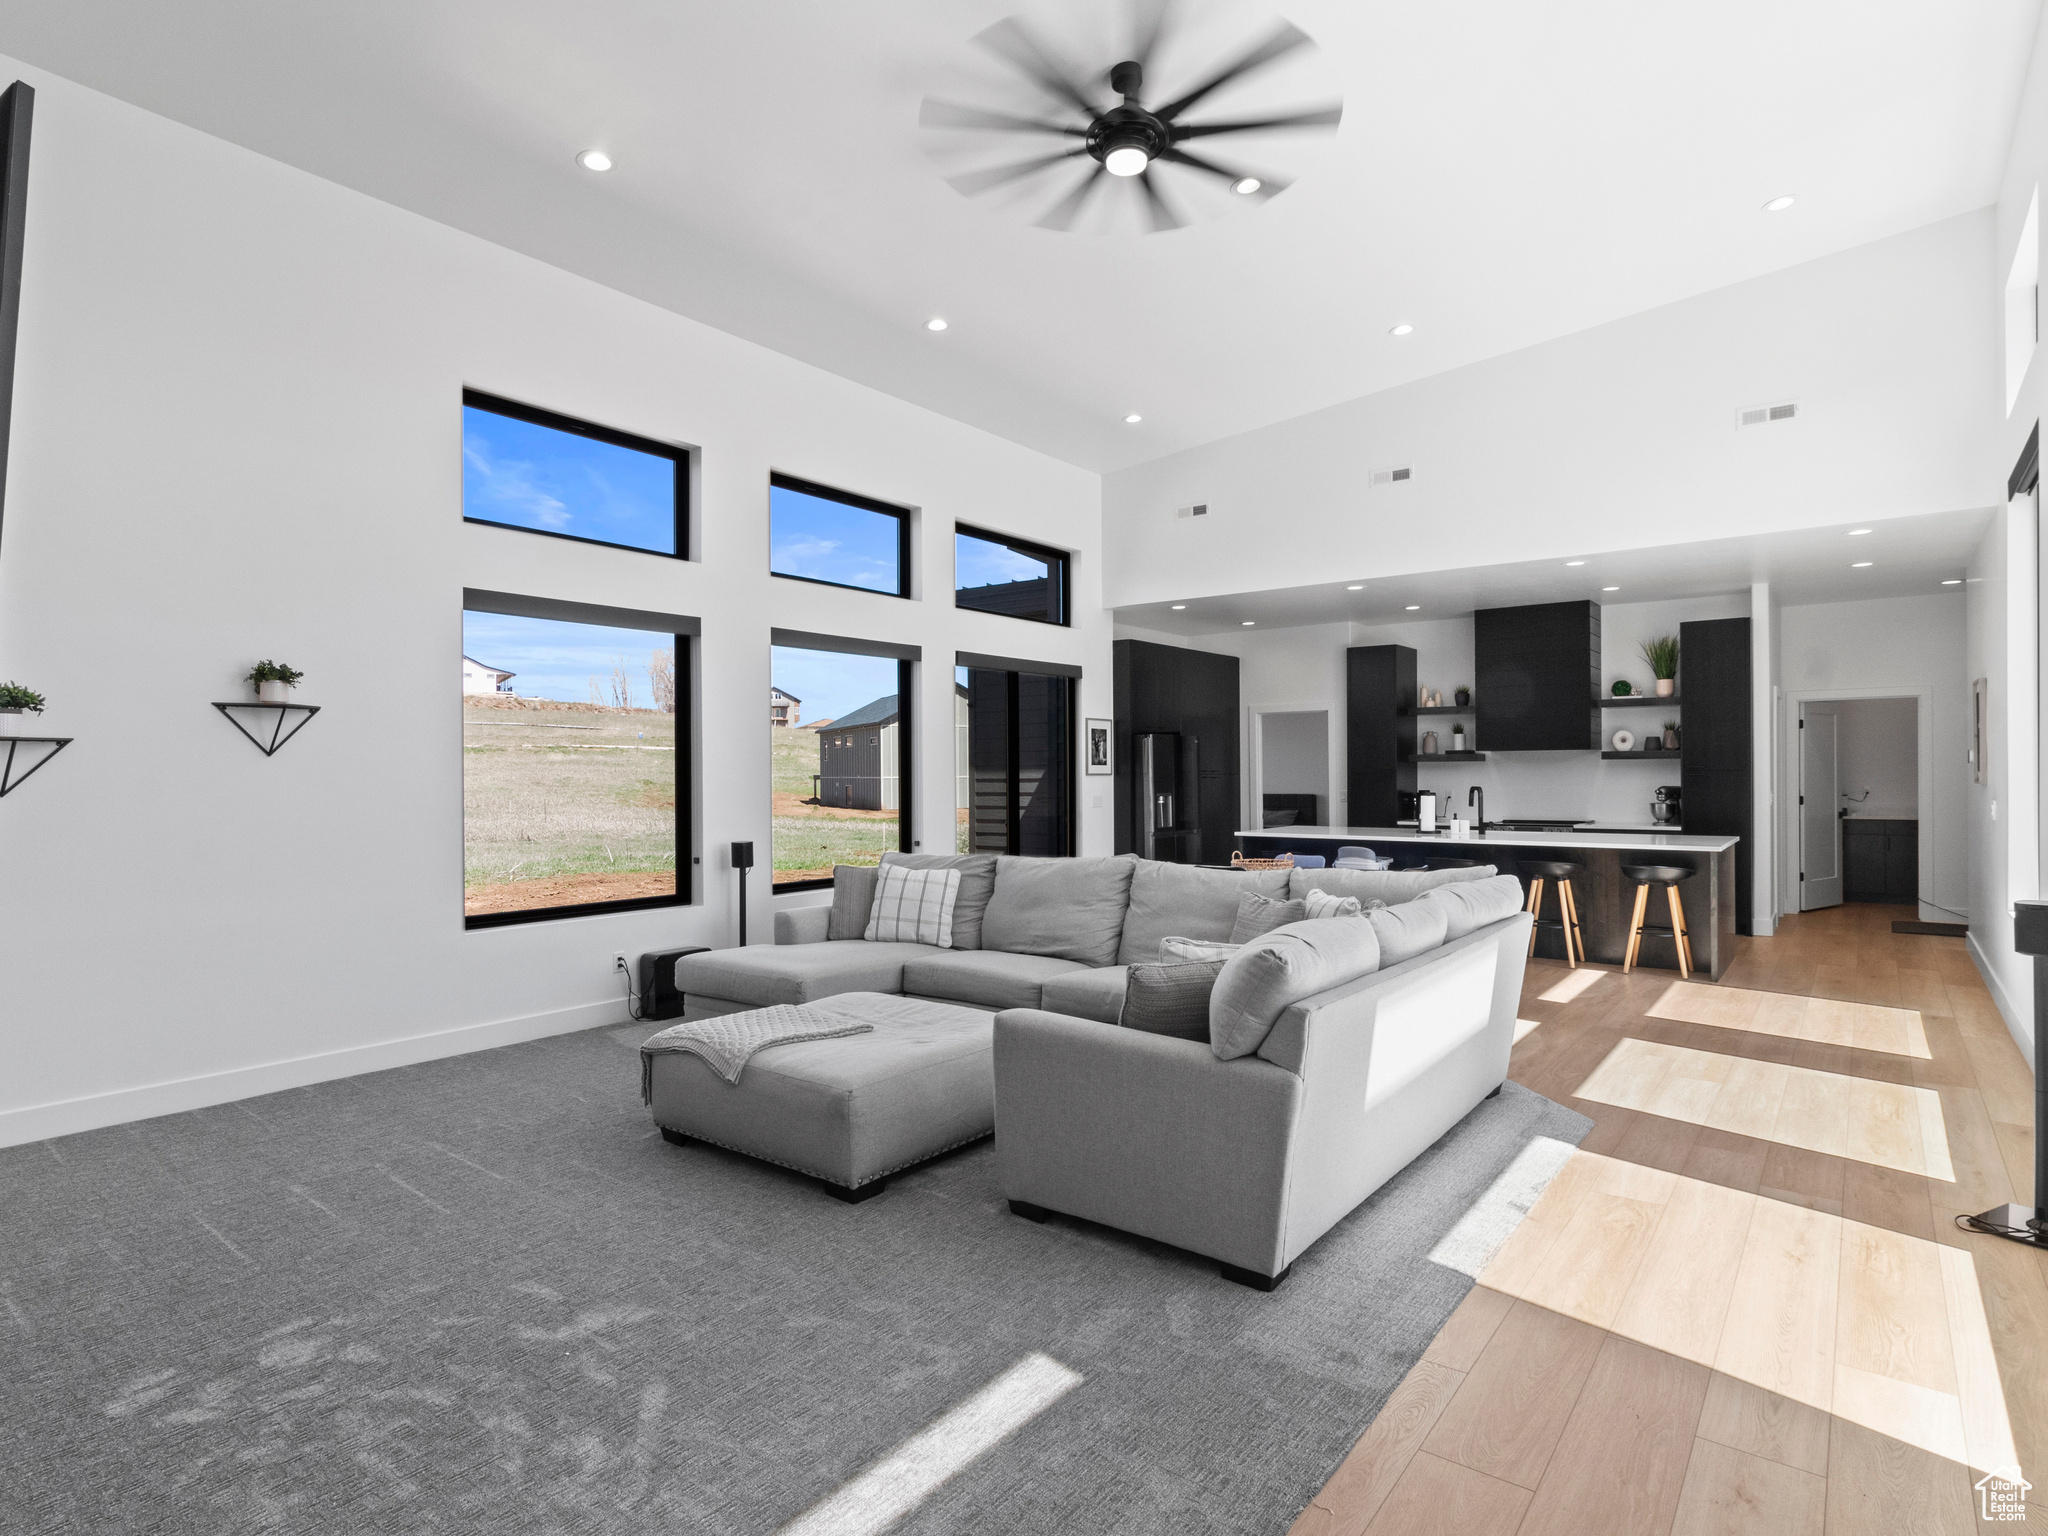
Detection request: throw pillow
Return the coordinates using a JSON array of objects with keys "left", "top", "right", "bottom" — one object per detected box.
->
[
  {"left": 1368, "top": 898, "right": 1450, "bottom": 966},
  {"left": 827, "top": 864, "right": 881, "bottom": 941},
  {"left": 879, "top": 852, "right": 998, "bottom": 948},
  {"left": 1419, "top": 874, "right": 1528, "bottom": 939},
  {"left": 1160, "top": 935, "right": 1241, "bottom": 963},
  {"left": 1303, "top": 887, "right": 1363, "bottom": 921},
  {"left": 1209, "top": 915, "right": 1382, "bottom": 1059},
  {"left": 863, "top": 864, "right": 961, "bottom": 947},
  {"left": 1228, "top": 890, "right": 1307, "bottom": 944},
  {"left": 1120, "top": 960, "right": 1225, "bottom": 1040}
]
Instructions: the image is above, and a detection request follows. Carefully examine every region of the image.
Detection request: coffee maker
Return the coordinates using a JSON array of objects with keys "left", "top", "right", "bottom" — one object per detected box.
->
[{"left": 1652, "top": 785, "right": 1681, "bottom": 825}]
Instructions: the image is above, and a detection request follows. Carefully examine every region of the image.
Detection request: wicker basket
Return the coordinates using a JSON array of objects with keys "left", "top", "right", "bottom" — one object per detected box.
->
[{"left": 1230, "top": 852, "right": 1295, "bottom": 871}]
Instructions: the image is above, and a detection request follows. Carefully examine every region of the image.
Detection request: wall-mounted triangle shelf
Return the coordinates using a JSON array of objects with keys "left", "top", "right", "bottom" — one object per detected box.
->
[
  {"left": 0, "top": 735, "right": 70, "bottom": 797},
  {"left": 214, "top": 701, "right": 320, "bottom": 756}
]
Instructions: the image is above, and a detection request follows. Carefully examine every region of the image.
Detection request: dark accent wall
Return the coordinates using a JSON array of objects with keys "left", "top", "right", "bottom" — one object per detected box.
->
[
  {"left": 1679, "top": 616, "right": 1754, "bottom": 933},
  {"left": 1113, "top": 640, "right": 1239, "bottom": 861},
  {"left": 1474, "top": 601, "right": 1601, "bottom": 750},
  {"left": 1346, "top": 644, "right": 1417, "bottom": 826}
]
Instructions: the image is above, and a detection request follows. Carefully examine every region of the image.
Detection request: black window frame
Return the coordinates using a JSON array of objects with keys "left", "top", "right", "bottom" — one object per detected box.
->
[
  {"left": 769, "top": 472, "right": 913, "bottom": 599},
  {"left": 462, "top": 605, "right": 693, "bottom": 930},
  {"left": 773, "top": 651, "right": 915, "bottom": 895},
  {"left": 953, "top": 523, "right": 1071, "bottom": 627},
  {"left": 956, "top": 652, "right": 1080, "bottom": 857},
  {"left": 461, "top": 388, "right": 689, "bottom": 560}
]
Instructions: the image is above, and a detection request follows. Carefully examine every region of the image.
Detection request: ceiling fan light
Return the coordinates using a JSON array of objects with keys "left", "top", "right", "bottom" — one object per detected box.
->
[
  {"left": 1231, "top": 177, "right": 1262, "bottom": 196},
  {"left": 1104, "top": 145, "right": 1150, "bottom": 177}
]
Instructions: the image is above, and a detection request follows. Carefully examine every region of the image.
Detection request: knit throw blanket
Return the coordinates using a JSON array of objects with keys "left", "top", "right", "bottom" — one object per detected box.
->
[{"left": 640, "top": 1004, "right": 874, "bottom": 1099}]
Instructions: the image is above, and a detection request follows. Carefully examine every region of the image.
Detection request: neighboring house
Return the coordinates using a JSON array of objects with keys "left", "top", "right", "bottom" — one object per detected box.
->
[
  {"left": 461, "top": 655, "right": 515, "bottom": 695},
  {"left": 814, "top": 694, "right": 899, "bottom": 811},
  {"left": 770, "top": 686, "right": 801, "bottom": 727}
]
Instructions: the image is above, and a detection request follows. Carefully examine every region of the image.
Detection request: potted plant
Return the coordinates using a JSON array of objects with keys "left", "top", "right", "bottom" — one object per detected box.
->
[
  {"left": 1454, "top": 685, "right": 1471, "bottom": 707},
  {"left": 1611, "top": 678, "right": 1634, "bottom": 696},
  {"left": 0, "top": 680, "right": 45, "bottom": 732},
  {"left": 246, "top": 660, "right": 304, "bottom": 705},
  {"left": 1641, "top": 635, "right": 1679, "bottom": 697},
  {"left": 1663, "top": 720, "right": 1679, "bottom": 750}
]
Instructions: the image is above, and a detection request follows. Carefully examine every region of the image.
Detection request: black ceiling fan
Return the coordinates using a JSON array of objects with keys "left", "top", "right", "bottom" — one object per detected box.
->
[{"left": 921, "top": 8, "right": 1341, "bottom": 233}]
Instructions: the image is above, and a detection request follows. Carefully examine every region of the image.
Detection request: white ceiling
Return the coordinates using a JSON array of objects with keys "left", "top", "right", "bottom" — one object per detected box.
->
[
  {"left": 1114, "top": 506, "right": 1994, "bottom": 634},
  {"left": 0, "top": 1, "right": 2037, "bottom": 471}
]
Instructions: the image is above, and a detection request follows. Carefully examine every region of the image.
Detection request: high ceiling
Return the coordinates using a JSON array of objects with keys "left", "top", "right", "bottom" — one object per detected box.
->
[{"left": 0, "top": 1, "right": 2037, "bottom": 471}]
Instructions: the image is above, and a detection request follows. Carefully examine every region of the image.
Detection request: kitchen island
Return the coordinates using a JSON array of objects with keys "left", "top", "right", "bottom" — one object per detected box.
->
[{"left": 1235, "top": 824, "right": 1741, "bottom": 980}]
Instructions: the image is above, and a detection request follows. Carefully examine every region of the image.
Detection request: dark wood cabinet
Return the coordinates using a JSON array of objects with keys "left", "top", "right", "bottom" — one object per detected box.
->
[
  {"left": 1112, "top": 640, "right": 1239, "bottom": 862},
  {"left": 1843, "top": 819, "right": 1918, "bottom": 903},
  {"left": 1678, "top": 617, "right": 1754, "bottom": 933},
  {"left": 1346, "top": 644, "right": 1417, "bottom": 826},
  {"left": 1474, "top": 601, "right": 1601, "bottom": 751}
]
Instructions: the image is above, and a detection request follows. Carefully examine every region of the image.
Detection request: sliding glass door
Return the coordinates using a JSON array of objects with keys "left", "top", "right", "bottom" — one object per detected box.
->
[{"left": 956, "top": 663, "right": 1075, "bottom": 856}]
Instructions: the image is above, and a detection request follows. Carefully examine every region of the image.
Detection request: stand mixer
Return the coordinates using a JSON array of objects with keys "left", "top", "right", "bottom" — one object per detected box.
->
[{"left": 1651, "top": 784, "right": 1682, "bottom": 825}]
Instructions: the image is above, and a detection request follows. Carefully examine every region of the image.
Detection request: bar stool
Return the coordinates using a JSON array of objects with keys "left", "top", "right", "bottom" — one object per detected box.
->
[
  {"left": 1522, "top": 860, "right": 1585, "bottom": 967},
  {"left": 1621, "top": 864, "right": 1695, "bottom": 979}
]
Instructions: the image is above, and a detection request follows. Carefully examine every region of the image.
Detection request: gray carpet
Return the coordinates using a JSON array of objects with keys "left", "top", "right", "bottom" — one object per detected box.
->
[{"left": 0, "top": 1023, "right": 1590, "bottom": 1536}]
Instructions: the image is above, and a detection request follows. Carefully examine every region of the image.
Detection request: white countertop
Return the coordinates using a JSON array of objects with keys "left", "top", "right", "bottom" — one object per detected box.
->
[{"left": 1239, "top": 824, "right": 1739, "bottom": 854}]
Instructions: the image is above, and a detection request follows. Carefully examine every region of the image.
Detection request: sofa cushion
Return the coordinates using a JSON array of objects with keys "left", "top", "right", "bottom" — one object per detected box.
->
[
  {"left": 1209, "top": 915, "right": 1382, "bottom": 1059},
  {"left": 901, "top": 950, "right": 1089, "bottom": 1011},
  {"left": 1421, "top": 873, "right": 1527, "bottom": 939},
  {"left": 1038, "top": 964, "right": 1131, "bottom": 1026},
  {"left": 1289, "top": 865, "right": 1496, "bottom": 907},
  {"left": 677, "top": 941, "right": 940, "bottom": 1008},
  {"left": 1229, "top": 891, "right": 1306, "bottom": 943},
  {"left": 865, "top": 864, "right": 961, "bottom": 947},
  {"left": 1368, "top": 899, "right": 1450, "bottom": 966},
  {"left": 881, "top": 852, "right": 998, "bottom": 949},
  {"left": 1304, "top": 887, "right": 1364, "bottom": 920},
  {"left": 981, "top": 855, "right": 1136, "bottom": 967},
  {"left": 827, "top": 865, "right": 880, "bottom": 941},
  {"left": 1116, "top": 860, "right": 1291, "bottom": 964},
  {"left": 1161, "top": 936, "right": 1240, "bottom": 963},
  {"left": 1121, "top": 961, "right": 1223, "bottom": 1040}
]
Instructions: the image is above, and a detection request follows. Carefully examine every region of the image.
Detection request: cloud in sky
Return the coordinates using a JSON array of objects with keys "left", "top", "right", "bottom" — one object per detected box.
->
[
  {"left": 464, "top": 611, "right": 675, "bottom": 706},
  {"left": 463, "top": 407, "right": 675, "bottom": 552}
]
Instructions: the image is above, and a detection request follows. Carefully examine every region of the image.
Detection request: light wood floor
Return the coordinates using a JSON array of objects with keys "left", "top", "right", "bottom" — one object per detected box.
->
[{"left": 1292, "top": 903, "right": 2048, "bottom": 1536}]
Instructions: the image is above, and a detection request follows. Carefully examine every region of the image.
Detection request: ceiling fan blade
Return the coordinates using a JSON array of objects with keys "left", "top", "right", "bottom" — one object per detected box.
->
[
  {"left": 1036, "top": 164, "right": 1108, "bottom": 231},
  {"left": 973, "top": 17, "right": 1106, "bottom": 120},
  {"left": 1136, "top": 169, "right": 1185, "bottom": 232},
  {"left": 920, "top": 98, "right": 1087, "bottom": 137},
  {"left": 1173, "top": 104, "right": 1342, "bottom": 140},
  {"left": 1153, "top": 21, "right": 1312, "bottom": 122},
  {"left": 1159, "top": 147, "right": 1290, "bottom": 197},
  {"left": 948, "top": 148, "right": 1089, "bottom": 197}
]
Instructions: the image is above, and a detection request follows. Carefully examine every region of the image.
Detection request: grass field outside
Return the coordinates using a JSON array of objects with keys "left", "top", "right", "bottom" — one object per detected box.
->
[{"left": 770, "top": 724, "right": 898, "bottom": 884}]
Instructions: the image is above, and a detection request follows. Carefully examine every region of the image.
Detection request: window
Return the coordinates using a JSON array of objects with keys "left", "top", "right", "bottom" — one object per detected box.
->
[
  {"left": 956, "top": 659, "right": 1075, "bottom": 855},
  {"left": 955, "top": 525, "right": 1068, "bottom": 625},
  {"left": 463, "top": 608, "right": 687, "bottom": 926},
  {"left": 462, "top": 390, "right": 686, "bottom": 557},
  {"left": 772, "top": 643, "right": 913, "bottom": 889},
  {"left": 770, "top": 473, "right": 909, "bottom": 596}
]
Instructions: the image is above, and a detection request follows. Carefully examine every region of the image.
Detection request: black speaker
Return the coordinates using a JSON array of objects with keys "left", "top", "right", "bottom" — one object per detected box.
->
[
  {"left": 637, "top": 946, "right": 708, "bottom": 1022},
  {"left": 731, "top": 841, "right": 755, "bottom": 869}
]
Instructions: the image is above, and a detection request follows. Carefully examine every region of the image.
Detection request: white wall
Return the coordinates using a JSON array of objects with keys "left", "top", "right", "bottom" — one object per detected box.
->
[
  {"left": 1777, "top": 593, "right": 1970, "bottom": 925},
  {"left": 1829, "top": 697, "right": 1920, "bottom": 819},
  {"left": 0, "top": 61, "right": 1106, "bottom": 1144},
  {"left": 1104, "top": 213, "right": 2000, "bottom": 609}
]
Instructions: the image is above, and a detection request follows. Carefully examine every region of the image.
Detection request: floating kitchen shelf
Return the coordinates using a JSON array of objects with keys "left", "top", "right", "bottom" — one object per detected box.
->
[
  {"left": 1600, "top": 695, "right": 1679, "bottom": 707},
  {"left": 1602, "top": 749, "right": 1683, "bottom": 760},
  {"left": 1416, "top": 704, "right": 1473, "bottom": 715},
  {"left": 1415, "top": 751, "right": 1487, "bottom": 761}
]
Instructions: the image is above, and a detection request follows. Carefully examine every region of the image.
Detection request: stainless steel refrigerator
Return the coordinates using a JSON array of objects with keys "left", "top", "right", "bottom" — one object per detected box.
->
[{"left": 1134, "top": 731, "right": 1200, "bottom": 863}]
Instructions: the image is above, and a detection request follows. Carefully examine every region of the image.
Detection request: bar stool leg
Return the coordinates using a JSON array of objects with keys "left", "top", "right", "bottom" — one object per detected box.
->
[
  {"left": 1526, "top": 878, "right": 1545, "bottom": 957},
  {"left": 1667, "top": 884, "right": 1693, "bottom": 979},
  {"left": 1559, "top": 878, "right": 1582, "bottom": 967},
  {"left": 1623, "top": 883, "right": 1649, "bottom": 973}
]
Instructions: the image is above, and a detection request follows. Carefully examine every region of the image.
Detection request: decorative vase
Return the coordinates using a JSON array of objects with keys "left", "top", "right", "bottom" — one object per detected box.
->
[
  {"left": 1612, "top": 729, "right": 1635, "bottom": 752},
  {"left": 1664, "top": 727, "right": 1679, "bottom": 750},
  {"left": 1454, "top": 687, "right": 1470, "bottom": 707},
  {"left": 1421, "top": 730, "right": 1439, "bottom": 755},
  {"left": 1655, "top": 678, "right": 1675, "bottom": 697},
  {"left": 257, "top": 679, "right": 290, "bottom": 704}
]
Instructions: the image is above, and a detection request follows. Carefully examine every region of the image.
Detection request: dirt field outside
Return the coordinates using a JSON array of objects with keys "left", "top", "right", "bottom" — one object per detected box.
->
[{"left": 771, "top": 724, "right": 898, "bottom": 884}]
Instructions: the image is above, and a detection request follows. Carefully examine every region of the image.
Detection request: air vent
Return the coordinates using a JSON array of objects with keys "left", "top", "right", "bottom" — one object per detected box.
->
[
  {"left": 1370, "top": 465, "right": 1413, "bottom": 487},
  {"left": 1737, "top": 400, "right": 1799, "bottom": 428},
  {"left": 1175, "top": 503, "right": 1209, "bottom": 519}
]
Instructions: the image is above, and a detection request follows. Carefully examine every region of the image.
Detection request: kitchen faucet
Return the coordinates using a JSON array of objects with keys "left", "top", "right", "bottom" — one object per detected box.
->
[{"left": 1468, "top": 785, "right": 1486, "bottom": 832}]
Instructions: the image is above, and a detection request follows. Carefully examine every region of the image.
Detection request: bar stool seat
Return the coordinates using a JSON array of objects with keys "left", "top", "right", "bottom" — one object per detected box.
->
[
  {"left": 1522, "top": 860, "right": 1585, "bottom": 968},
  {"left": 1620, "top": 864, "right": 1695, "bottom": 978},
  {"left": 1421, "top": 857, "right": 1482, "bottom": 872}
]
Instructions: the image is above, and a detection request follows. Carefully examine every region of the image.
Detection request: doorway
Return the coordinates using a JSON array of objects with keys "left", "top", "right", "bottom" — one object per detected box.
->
[
  {"left": 1251, "top": 707, "right": 1332, "bottom": 829},
  {"left": 1797, "top": 696, "right": 1919, "bottom": 910}
]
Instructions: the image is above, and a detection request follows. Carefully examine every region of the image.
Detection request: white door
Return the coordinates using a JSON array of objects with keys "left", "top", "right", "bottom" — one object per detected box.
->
[{"left": 1800, "top": 709, "right": 1842, "bottom": 909}]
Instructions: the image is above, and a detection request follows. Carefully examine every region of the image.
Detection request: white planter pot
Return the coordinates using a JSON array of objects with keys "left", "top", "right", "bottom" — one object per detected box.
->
[
  {"left": 0, "top": 707, "right": 19, "bottom": 734},
  {"left": 1655, "top": 678, "right": 1675, "bottom": 696},
  {"left": 257, "top": 680, "right": 290, "bottom": 704}
]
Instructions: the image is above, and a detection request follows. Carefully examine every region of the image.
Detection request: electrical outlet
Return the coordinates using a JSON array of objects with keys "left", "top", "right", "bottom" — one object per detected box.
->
[{"left": 614, "top": 952, "right": 629, "bottom": 973}]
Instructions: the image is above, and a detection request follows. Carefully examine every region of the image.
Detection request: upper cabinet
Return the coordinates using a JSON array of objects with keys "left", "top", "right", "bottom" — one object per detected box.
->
[{"left": 1474, "top": 601, "right": 1602, "bottom": 751}]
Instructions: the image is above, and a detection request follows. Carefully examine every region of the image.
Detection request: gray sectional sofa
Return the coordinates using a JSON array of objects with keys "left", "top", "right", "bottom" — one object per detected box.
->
[{"left": 668, "top": 851, "right": 1533, "bottom": 1288}]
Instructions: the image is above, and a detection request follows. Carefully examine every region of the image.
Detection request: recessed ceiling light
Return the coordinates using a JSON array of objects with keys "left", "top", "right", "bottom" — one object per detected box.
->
[
  {"left": 1404, "top": 605, "right": 1420, "bottom": 611},
  {"left": 1602, "top": 586, "right": 1620, "bottom": 592},
  {"left": 1565, "top": 560, "right": 1585, "bottom": 567},
  {"left": 1763, "top": 195, "right": 1795, "bottom": 212},
  {"left": 1241, "top": 620, "right": 1256, "bottom": 626},
  {"left": 1124, "top": 413, "right": 1143, "bottom": 424},
  {"left": 1847, "top": 528, "right": 1872, "bottom": 536},
  {"left": 1171, "top": 603, "right": 1186, "bottom": 609},
  {"left": 1389, "top": 323, "right": 1414, "bottom": 337},
  {"left": 925, "top": 317, "right": 948, "bottom": 332},
  {"left": 1231, "top": 177, "right": 1262, "bottom": 196},
  {"left": 576, "top": 149, "right": 613, "bottom": 172},
  {"left": 1852, "top": 561, "right": 1872, "bottom": 568},
  {"left": 1346, "top": 584, "right": 1363, "bottom": 591},
  {"left": 1942, "top": 579, "right": 1962, "bottom": 586}
]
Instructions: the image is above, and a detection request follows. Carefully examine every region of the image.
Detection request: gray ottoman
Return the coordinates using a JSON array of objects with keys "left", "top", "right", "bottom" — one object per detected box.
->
[{"left": 646, "top": 992, "right": 994, "bottom": 1201}]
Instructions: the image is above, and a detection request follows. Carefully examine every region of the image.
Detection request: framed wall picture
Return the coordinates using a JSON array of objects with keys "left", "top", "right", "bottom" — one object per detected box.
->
[{"left": 1085, "top": 717, "right": 1113, "bottom": 775}]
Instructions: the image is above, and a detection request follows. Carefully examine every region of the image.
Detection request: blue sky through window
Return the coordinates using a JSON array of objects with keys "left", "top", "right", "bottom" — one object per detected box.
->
[
  {"left": 772, "top": 646, "right": 898, "bottom": 727},
  {"left": 463, "top": 406, "right": 676, "bottom": 553},
  {"left": 956, "top": 530, "right": 1049, "bottom": 589},
  {"left": 769, "top": 484, "right": 901, "bottom": 593},
  {"left": 464, "top": 612, "right": 675, "bottom": 706}
]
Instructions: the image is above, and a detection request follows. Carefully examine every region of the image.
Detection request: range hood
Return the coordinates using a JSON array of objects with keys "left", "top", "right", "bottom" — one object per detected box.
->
[{"left": 1474, "top": 600, "right": 1602, "bottom": 752}]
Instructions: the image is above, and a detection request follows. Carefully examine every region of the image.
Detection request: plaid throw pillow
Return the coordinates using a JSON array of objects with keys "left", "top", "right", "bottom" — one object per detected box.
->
[
  {"left": 864, "top": 864, "right": 961, "bottom": 947},
  {"left": 1121, "top": 960, "right": 1225, "bottom": 1039},
  {"left": 1304, "top": 887, "right": 1364, "bottom": 920}
]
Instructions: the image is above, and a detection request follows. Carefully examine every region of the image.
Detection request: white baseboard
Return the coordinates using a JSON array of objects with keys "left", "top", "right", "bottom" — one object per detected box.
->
[
  {"left": 1967, "top": 932, "right": 2035, "bottom": 1074},
  {"left": 0, "top": 996, "right": 633, "bottom": 1149}
]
